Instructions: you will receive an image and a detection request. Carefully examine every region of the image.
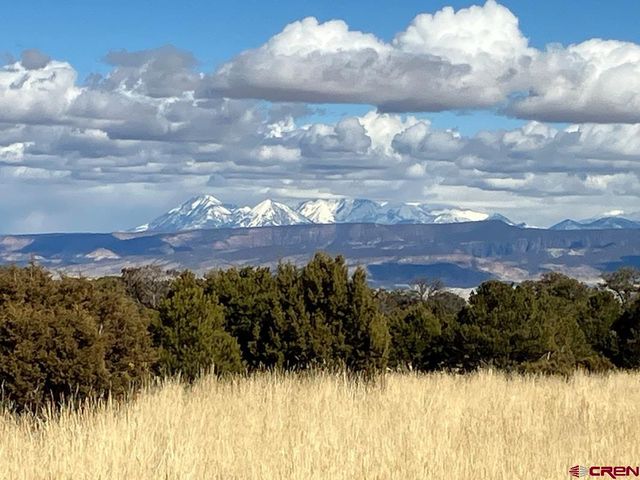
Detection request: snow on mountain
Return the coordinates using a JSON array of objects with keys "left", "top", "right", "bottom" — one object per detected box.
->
[
  {"left": 375, "top": 203, "right": 435, "bottom": 224},
  {"left": 234, "top": 199, "right": 311, "bottom": 228},
  {"left": 134, "top": 194, "right": 523, "bottom": 233},
  {"left": 430, "top": 209, "right": 490, "bottom": 224},
  {"left": 296, "top": 198, "right": 389, "bottom": 224},
  {"left": 296, "top": 198, "right": 440, "bottom": 224},
  {"left": 133, "top": 195, "right": 232, "bottom": 232},
  {"left": 296, "top": 199, "right": 343, "bottom": 224},
  {"left": 334, "top": 199, "right": 384, "bottom": 223}
]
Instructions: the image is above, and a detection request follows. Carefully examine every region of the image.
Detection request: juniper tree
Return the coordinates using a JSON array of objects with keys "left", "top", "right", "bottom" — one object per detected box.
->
[
  {"left": 388, "top": 303, "right": 441, "bottom": 371},
  {"left": 206, "top": 266, "right": 286, "bottom": 369},
  {"left": 344, "top": 267, "right": 390, "bottom": 373},
  {"left": 154, "top": 272, "right": 243, "bottom": 380},
  {"left": 275, "top": 262, "right": 314, "bottom": 368}
]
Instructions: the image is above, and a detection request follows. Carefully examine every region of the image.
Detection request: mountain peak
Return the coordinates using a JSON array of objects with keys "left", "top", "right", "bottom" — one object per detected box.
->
[
  {"left": 238, "top": 198, "right": 310, "bottom": 228},
  {"left": 135, "top": 194, "right": 231, "bottom": 232},
  {"left": 252, "top": 198, "right": 277, "bottom": 211},
  {"left": 185, "top": 194, "right": 223, "bottom": 207}
]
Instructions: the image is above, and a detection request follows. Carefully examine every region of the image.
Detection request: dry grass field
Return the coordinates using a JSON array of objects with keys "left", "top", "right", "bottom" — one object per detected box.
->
[{"left": 1, "top": 371, "right": 638, "bottom": 479}]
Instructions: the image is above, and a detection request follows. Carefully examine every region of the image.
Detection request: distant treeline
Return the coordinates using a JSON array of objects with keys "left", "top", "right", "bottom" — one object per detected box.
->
[{"left": 1, "top": 254, "right": 639, "bottom": 411}]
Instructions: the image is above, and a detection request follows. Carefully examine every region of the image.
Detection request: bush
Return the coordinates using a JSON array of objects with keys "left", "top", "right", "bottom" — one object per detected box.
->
[
  {"left": 0, "top": 265, "right": 155, "bottom": 412},
  {"left": 344, "top": 267, "right": 389, "bottom": 373}
]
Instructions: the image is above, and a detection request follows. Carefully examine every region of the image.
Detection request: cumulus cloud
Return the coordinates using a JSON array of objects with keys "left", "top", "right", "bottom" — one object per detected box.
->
[
  {"left": 0, "top": 59, "right": 80, "bottom": 124},
  {"left": 209, "top": 1, "right": 640, "bottom": 123},
  {"left": 207, "top": 3, "right": 530, "bottom": 112},
  {"left": 508, "top": 39, "right": 640, "bottom": 123}
]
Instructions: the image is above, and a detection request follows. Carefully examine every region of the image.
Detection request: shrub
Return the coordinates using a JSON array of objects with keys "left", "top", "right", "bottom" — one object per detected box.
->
[{"left": 0, "top": 265, "right": 155, "bottom": 412}]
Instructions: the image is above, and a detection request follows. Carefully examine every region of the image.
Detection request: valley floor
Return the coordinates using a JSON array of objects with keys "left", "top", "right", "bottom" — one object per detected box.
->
[{"left": 1, "top": 371, "right": 638, "bottom": 479}]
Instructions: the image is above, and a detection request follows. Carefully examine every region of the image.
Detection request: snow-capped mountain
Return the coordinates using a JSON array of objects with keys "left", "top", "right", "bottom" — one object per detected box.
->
[
  {"left": 232, "top": 199, "right": 311, "bottom": 228},
  {"left": 429, "top": 209, "right": 490, "bottom": 224},
  {"left": 133, "top": 194, "right": 520, "bottom": 233},
  {"left": 377, "top": 203, "right": 435, "bottom": 224},
  {"left": 296, "top": 198, "right": 386, "bottom": 224},
  {"left": 551, "top": 216, "right": 640, "bottom": 230},
  {"left": 132, "top": 195, "right": 232, "bottom": 232},
  {"left": 295, "top": 199, "right": 483, "bottom": 225},
  {"left": 296, "top": 199, "right": 344, "bottom": 224}
]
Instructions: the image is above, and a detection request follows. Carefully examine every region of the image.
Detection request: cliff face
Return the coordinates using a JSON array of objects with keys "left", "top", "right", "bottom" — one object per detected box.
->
[{"left": 1, "top": 221, "right": 639, "bottom": 287}]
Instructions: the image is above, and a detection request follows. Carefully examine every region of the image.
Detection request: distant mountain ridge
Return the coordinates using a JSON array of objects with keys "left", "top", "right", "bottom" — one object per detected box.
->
[
  {"left": 551, "top": 216, "right": 640, "bottom": 231},
  {"left": 133, "top": 195, "right": 521, "bottom": 233},
  {"left": 3, "top": 222, "right": 640, "bottom": 288}
]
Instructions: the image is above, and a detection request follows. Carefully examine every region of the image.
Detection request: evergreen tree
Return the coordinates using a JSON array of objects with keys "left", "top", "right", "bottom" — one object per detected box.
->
[
  {"left": 345, "top": 267, "right": 390, "bottom": 373},
  {"left": 0, "top": 264, "right": 156, "bottom": 411},
  {"left": 300, "top": 253, "right": 350, "bottom": 364},
  {"left": 206, "top": 267, "right": 286, "bottom": 369},
  {"left": 456, "top": 280, "right": 600, "bottom": 373},
  {"left": 612, "top": 298, "right": 640, "bottom": 368},
  {"left": 527, "top": 273, "right": 619, "bottom": 364},
  {"left": 388, "top": 302, "right": 441, "bottom": 370},
  {"left": 275, "top": 262, "right": 314, "bottom": 368},
  {"left": 154, "top": 272, "right": 243, "bottom": 380}
]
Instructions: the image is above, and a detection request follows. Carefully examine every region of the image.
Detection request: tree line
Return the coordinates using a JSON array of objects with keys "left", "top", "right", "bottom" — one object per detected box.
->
[{"left": 0, "top": 254, "right": 639, "bottom": 411}]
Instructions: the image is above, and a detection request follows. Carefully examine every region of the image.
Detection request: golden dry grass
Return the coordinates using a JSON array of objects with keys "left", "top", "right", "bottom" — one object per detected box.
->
[{"left": 1, "top": 371, "right": 639, "bottom": 479}]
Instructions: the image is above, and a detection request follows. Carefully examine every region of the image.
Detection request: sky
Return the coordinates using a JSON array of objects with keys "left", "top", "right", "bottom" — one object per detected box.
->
[{"left": 1, "top": 0, "right": 640, "bottom": 232}]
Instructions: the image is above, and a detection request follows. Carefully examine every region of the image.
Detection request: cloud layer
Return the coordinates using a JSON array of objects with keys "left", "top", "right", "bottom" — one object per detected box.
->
[{"left": 1, "top": 1, "right": 639, "bottom": 233}]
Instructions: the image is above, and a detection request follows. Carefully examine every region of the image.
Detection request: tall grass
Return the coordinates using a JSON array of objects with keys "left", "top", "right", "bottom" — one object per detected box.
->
[{"left": 1, "top": 371, "right": 638, "bottom": 479}]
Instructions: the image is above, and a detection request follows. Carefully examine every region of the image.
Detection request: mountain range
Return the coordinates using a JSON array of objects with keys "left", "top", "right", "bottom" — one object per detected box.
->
[
  {"left": 133, "top": 194, "right": 640, "bottom": 233},
  {"left": 2, "top": 222, "right": 639, "bottom": 288},
  {"left": 550, "top": 216, "right": 640, "bottom": 230},
  {"left": 133, "top": 195, "right": 524, "bottom": 232},
  {"left": 3, "top": 194, "right": 638, "bottom": 288}
]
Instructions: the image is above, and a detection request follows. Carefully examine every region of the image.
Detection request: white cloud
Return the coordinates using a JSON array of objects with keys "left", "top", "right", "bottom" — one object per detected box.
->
[
  {"left": 209, "top": 2, "right": 640, "bottom": 123},
  {"left": 209, "top": 2, "right": 529, "bottom": 112},
  {"left": 509, "top": 39, "right": 640, "bottom": 122},
  {"left": 264, "top": 17, "right": 387, "bottom": 56},
  {"left": 394, "top": 0, "right": 529, "bottom": 64},
  {"left": 254, "top": 145, "right": 301, "bottom": 163},
  {"left": 0, "top": 60, "right": 80, "bottom": 124}
]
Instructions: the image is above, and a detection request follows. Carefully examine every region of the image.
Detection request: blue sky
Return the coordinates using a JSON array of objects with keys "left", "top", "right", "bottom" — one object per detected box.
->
[
  {"left": 1, "top": 1, "right": 640, "bottom": 232},
  {"left": 4, "top": 1, "right": 640, "bottom": 77}
]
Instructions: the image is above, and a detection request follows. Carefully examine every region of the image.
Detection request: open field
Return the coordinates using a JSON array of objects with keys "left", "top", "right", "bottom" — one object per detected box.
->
[{"left": 1, "top": 371, "right": 639, "bottom": 479}]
